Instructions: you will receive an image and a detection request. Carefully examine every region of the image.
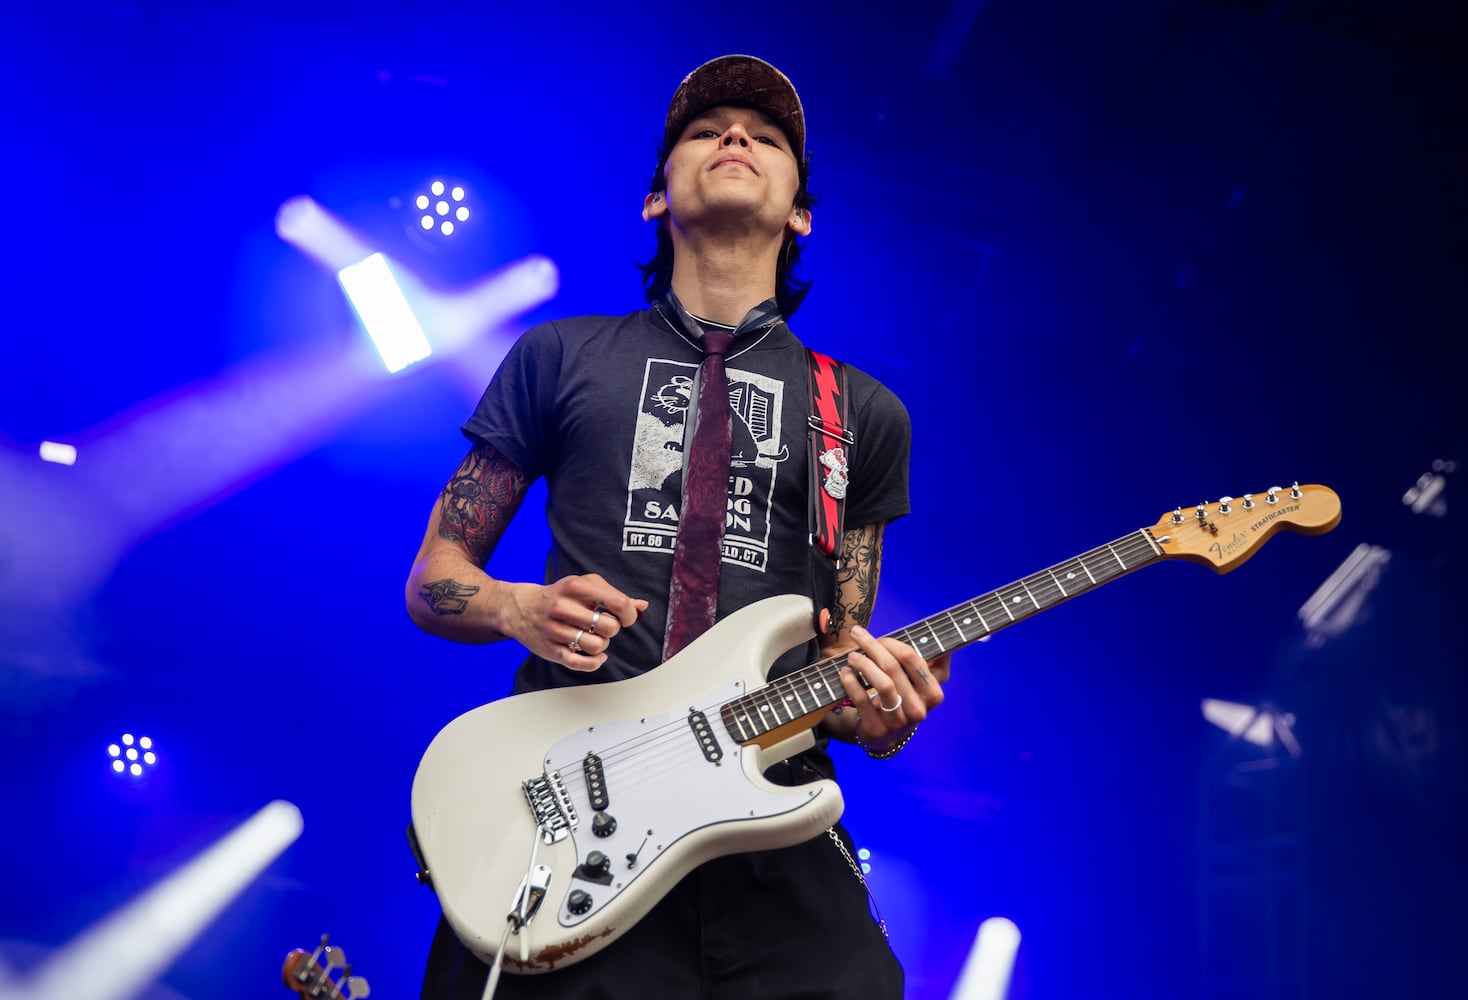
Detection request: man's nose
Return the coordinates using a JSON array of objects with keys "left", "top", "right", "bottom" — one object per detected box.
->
[{"left": 720, "top": 126, "right": 750, "bottom": 147}]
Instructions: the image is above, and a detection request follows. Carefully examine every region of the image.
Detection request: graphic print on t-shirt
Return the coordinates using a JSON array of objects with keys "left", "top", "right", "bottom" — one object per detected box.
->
[{"left": 625, "top": 358, "right": 789, "bottom": 571}]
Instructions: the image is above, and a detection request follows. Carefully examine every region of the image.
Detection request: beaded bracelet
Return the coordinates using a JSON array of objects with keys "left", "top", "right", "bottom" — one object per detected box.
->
[{"left": 857, "top": 722, "right": 920, "bottom": 760}]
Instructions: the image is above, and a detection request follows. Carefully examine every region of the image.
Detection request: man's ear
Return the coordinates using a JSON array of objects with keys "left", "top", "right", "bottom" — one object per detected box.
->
[
  {"left": 789, "top": 205, "right": 812, "bottom": 237},
  {"left": 643, "top": 191, "right": 666, "bottom": 222}
]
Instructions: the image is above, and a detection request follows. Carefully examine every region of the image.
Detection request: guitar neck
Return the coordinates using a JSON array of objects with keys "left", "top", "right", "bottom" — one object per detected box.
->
[{"left": 720, "top": 528, "right": 1163, "bottom": 743}]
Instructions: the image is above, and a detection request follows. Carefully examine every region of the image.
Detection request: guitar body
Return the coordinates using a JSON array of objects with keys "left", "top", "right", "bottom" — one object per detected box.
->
[{"left": 410, "top": 593, "right": 844, "bottom": 973}]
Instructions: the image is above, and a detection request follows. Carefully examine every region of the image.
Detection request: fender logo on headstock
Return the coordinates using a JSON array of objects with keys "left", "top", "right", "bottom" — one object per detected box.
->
[{"left": 1208, "top": 503, "right": 1303, "bottom": 558}]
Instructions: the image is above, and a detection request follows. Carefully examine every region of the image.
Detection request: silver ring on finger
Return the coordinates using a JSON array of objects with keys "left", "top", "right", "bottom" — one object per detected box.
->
[
  {"left": 568, "top": 629, "right": 586, "bottom": 654},
  {"left": 588, "top": 608, "right": 604, "bottom": 636},
  {"left": 878, "top": 693, "right": 903, "bottom": 713}
]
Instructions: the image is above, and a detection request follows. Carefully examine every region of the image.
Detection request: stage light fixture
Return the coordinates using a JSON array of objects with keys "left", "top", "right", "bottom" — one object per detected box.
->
[
  {"left": 108, "top": 733, "right": 158, "bottom": 777},
  {"left": 414, "top": 179, "right": 470, "bottom": 237},
  {"left": 337, "top": 252, "right": 432, "bottom": 373},
  {"left": 1298, "top": 542, "right": 1390, "bottom": 648},
  {"left": 858, "top": 847, "right": 872, "bottom": 875},
  {"left": 39, "top": 441, "right": 78, "bottom": 465},
  {"left": 1201, "top": 698, "right": 1301, "bottom": 758}
]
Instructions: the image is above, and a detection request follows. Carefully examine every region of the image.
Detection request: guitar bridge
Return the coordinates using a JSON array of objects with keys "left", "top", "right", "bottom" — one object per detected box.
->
[{"left": 522, "top": 771, "right": 577, "bottom": 844}]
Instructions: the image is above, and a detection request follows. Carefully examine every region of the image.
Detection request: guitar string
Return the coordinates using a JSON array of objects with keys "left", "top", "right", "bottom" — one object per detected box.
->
[
  {"left": 554, "top": 530, "right": 1163, "bottom": 803},
  {"left": 557, "top": 531, "right": 1159, "bottom": 786}
]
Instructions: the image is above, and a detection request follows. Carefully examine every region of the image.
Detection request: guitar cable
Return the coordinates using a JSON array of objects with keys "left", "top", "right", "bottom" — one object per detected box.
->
[{"left": 483, "top": 823, "right": 550, "bottom": 999}]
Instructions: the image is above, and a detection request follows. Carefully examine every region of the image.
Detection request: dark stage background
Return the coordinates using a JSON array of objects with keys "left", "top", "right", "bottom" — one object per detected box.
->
[{"left": 2, "top": 2, "right": 1464, "bottom": 998}]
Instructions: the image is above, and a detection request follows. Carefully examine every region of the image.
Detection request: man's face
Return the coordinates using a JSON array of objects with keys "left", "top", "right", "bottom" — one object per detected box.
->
[{"left": 644, "top": 105, "right": 809, "bottom": 239}]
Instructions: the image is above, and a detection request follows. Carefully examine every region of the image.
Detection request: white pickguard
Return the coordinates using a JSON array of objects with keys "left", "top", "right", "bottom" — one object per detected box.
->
[{"left": 544, "top": 679, "right": 825, "bottom": 926}]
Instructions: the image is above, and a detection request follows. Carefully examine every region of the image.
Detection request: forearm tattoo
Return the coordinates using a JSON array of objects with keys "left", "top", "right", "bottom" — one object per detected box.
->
[
  {"left": 828, "top": 525, "right": 882, "bottom": 635},
  {"left": 419, "top": 578, "right": 480, "bottom": 615},
  {"left": 438, "top": 442, "right": 528, "bottom": 565}
]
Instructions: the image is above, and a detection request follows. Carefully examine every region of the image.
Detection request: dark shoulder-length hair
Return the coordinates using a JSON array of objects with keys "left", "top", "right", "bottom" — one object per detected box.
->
[{"left": 637, "top": 138, "right": 818, "bottom": 318}]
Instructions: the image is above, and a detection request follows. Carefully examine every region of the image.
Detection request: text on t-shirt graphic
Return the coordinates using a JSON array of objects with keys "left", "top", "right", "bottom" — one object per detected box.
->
[{"left": 625, "top": 358, "right": 789, "bottom": 571}]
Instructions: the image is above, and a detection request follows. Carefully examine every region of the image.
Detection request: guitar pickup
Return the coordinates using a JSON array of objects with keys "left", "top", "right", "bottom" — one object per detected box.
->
[
  {"left": 582, "top": 752, "right": 609, "bottom": 812},
  {"left": 687, "top": 708, "right": 723, "bottom": 764}
]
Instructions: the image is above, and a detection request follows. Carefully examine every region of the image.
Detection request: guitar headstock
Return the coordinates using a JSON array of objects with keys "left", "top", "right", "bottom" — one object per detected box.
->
[
  {"left": 282, "top": 934, "right": 370, "bottom": 999},
  {"left": 1150, "top": 483, "right": 1341, "bottom": 574}
]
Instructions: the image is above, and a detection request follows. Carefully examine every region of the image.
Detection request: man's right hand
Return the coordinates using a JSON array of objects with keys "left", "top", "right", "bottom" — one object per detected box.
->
[{"left": 499, "top": 574, "right": 649, "bottom": 672}]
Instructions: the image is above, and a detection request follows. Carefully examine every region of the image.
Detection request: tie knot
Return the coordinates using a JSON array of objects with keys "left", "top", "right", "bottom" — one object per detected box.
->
[{"left": 701, "top": 330, "right": 734, "bottom": 358}]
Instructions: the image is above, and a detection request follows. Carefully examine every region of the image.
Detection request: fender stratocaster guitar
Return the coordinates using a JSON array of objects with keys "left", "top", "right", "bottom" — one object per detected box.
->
[
  {"left": 281, "top": 934, "right": 370, "bottom": 999},
  {"left": 411, "top": 484, "right": 1341, "bottom": 973}
]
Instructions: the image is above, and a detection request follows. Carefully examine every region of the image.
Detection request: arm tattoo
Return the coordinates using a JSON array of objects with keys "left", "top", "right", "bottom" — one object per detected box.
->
[
  {"left": 438, "top": 442, "right": 529, "bottom": 565},
  {"left": 419, "top": 578, "right": 480, "bottom": 615},
  {"left": 828, "top": 524, "right": 882, "bottom": 636}
]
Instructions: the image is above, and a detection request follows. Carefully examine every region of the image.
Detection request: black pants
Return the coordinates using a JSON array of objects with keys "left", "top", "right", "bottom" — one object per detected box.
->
[{"left": 420, "top": 823, "right": 902, "bottom": 999}]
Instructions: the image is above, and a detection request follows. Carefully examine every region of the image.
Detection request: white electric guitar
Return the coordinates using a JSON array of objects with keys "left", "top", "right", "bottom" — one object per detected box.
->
[{"left": 411, "top": 484, "right": 1341, "bottom": 973}]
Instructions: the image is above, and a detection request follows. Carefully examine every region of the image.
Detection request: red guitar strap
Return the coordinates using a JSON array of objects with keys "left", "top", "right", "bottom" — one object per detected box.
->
[{"left": 806, "top": 348, "right": 853, "bottom": 632}]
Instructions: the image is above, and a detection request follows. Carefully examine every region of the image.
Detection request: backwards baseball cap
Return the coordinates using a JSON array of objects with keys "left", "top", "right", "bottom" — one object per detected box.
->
[{"left": 662, "top": 55, "right": 806, "bottom": 161}]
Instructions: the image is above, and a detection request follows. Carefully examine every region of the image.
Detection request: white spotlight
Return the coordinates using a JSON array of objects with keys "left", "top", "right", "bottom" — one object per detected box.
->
[
  {"left": 411, "top": 179, "right": 470, "bottom": 238},
  {"left": 950, "top": 916, "right": 1022, "bottom": 1000},
  {"left": 15, "top": 801, "right": 304, "bottom": 1000},
  {"left": 108, "top": 733, "right": 159, "bottom": 778},
  {"left": 39, "top": 442, "right": 78, "bottom": 466},
  {"left": 337, "top": 253, "right": 432, "bottom": 373}
]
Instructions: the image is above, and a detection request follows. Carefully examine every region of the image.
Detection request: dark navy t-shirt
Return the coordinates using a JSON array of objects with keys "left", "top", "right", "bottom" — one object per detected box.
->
[{"left": 463, "top": 307, "right": 911, "bottom": 693}]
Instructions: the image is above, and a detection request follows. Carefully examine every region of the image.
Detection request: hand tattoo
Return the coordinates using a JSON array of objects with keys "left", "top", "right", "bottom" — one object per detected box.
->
[{"left": 419, "top": 578, "right": 480, "bottom": 615}]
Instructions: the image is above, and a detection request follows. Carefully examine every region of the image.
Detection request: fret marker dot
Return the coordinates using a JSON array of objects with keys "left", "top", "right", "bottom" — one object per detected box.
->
[
  {"left": 963, "top": 617, "right": 972, "bottom": 624},
  {"left": 1012, "top": 596, "right": 1024, "bottom": 604},
  {"left": 1067, "top": 572, "right": 1076, "bottom": 579},
  {"left": 919, "top": 637, "right": 929, "bottom": 644},
  {"left": 760, "top": 705, "right": 771, "bottom": 712}
]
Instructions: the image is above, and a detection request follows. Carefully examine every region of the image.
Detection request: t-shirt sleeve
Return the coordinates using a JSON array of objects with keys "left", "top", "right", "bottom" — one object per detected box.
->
[
  {"left": 461, "top": 321, "right": 564, "bottom": 481},
  {"left": 844, "top": 379, "right": 911, "bottom": 528}
]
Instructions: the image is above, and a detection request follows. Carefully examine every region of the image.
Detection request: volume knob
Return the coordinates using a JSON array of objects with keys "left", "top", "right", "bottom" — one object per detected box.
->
[
  {"left": 567, "top": 889, "right": 593, "bottom": 915},
  {"left": 591, "top": 811, "right": 617, "bottom": 838}
]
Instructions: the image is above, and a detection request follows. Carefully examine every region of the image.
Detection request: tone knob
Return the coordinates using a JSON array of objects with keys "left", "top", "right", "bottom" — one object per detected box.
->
[
  {"left": 591, "top": 811, "right": 617, "bottom": 838},
  {"left": 567, "top": 889, "right": 593, "bottom": 915},
  {"left": 585, "top": 850, "right": 610, "bottom": 875}
]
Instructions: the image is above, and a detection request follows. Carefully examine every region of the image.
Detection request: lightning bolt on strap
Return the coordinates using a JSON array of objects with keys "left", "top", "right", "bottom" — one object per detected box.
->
[{"left": 806, "top": 349, "right": 851, "bottom": 559}]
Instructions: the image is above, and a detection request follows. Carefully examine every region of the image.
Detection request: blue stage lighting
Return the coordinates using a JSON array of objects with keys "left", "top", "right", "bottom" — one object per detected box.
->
[
  {"left": 337, "top": 252, "right": 432, "bottom": 373},
  {"left": 108, "top": 733, "right": 158, "bottom": 777}
]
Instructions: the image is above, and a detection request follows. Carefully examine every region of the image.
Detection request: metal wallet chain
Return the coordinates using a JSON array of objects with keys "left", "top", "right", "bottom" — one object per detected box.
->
[{"left": 825, "top": 826, "right": 888, "bottom": 939}]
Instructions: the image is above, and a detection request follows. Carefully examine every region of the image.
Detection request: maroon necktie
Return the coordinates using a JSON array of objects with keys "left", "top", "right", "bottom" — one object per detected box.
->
[{"left": 662, "top": 330, "right": 735, "bottom": 660}]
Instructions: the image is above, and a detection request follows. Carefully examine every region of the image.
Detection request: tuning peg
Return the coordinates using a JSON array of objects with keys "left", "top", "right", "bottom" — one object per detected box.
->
[
  {"left": 1171, "top": 507, "right": 1184, "bottom": 525},
  {"left": 1242, "top": 494, "right": 1255, "bottom": 509},
  {"left": 345, "top": 976, "right": 371, "bottom": 999},
  {"left": 1196, "top": 503, "right": 1208, "bottom": 521},
  {"left": 324, "top": 946, "right": 347, "bottom": 970},
  {"left": 1290, "top": 481, "right": 1302, "bottom": 499},
  {"left": 1267, "top": 486, "right": 1282, "bottom": 504},
  {"left": 1218, "top": 496, "right": 1233, "bottom": 513}
]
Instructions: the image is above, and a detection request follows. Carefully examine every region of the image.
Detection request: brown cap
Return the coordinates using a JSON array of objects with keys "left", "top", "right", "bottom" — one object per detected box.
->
[{"left": 662, "top": 55, "right": 806, "bottom": 160}]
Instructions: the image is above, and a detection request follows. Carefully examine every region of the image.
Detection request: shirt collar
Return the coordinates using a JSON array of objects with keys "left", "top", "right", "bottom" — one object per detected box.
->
[{"left": 655, "top": 288, "right": 784, "bottom": 344}]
